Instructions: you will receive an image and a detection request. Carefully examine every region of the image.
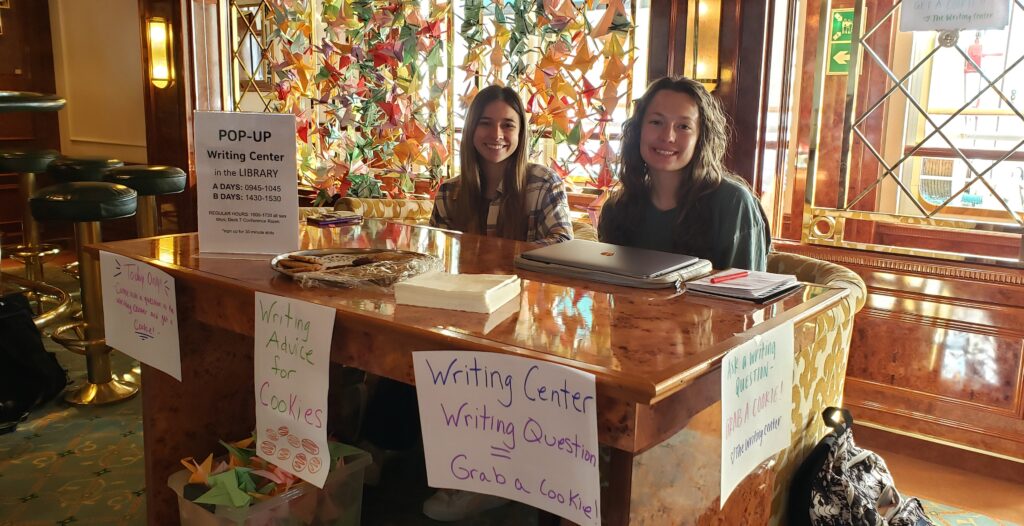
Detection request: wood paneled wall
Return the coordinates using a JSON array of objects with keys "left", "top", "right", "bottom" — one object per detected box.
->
[
  {"left": 776, "top": 241, "right": 1024, "bottom": 461},
  {"left": 139, "top": 0, "right": 196, "bottom": 233},
  {"left": 763, "top": 0, "right": 1024, "bottom": 464}
]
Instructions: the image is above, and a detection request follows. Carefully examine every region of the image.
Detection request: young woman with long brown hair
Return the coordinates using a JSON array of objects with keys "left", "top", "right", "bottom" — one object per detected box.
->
[
  {"left": 364, "top": 85, "right": 572, "bottom": 522},
  {"left": 430, "top": 84, "right": 573, "bottom": 244},
  {"left": 599, "top": 76, "right": 770, "bottom": 270}
]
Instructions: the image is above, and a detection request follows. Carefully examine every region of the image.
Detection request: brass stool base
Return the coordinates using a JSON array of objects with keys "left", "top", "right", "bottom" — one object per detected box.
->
[
  {"left": 65, "top": 378, "right": 139, "bottom": 405},
  {"left": 4, "top": 243, "right": 60, "bottom": 282},
  {"left": 0, "top": 271, "right": 73, "bottom": 328},
  {"left": 62, "top": 261, "right": 80, "bottom": 279},
  {"left": 6, "top": 243, "right": 61, "bottom": 261},
  {"left": 114, "top": 363, "right": 143, "bottom": 386}
]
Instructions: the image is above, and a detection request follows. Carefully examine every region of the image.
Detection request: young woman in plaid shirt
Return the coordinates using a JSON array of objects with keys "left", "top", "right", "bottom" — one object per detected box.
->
[
  {"left": 430, "top": 85, "right": 574, "bottom": 245},
  {"left": 364, "top": 86, "right": 573, "bottom": 522}
]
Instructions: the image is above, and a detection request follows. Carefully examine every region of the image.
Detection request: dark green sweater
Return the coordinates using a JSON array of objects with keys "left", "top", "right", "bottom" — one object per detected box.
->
[{"left": 598, "top": 178, "right": 770, "bottom": 271}]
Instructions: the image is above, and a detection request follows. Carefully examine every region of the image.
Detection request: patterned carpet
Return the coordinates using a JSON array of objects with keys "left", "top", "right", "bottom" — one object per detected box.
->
[
  {"left": 0, "top": 334, "right": 146, "bottom": 525},
  {"left": 0, "top": 266, "right": 1018, "bottom": 525}
]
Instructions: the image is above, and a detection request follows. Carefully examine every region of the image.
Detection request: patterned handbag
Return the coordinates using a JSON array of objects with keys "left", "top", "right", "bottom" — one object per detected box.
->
[{"left": 790, "top": 407, "right": 936, "bottom": 526}]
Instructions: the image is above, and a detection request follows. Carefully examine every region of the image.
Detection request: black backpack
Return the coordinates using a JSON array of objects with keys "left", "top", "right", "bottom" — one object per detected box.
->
[
  {"left": 0, "top": 292, "right": 69, "bottom": 434},
  {"left": 789, "top": 407, "right": 935, "bottom": 526}
]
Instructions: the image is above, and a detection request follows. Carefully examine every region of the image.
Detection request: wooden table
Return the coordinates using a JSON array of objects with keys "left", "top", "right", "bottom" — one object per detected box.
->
[{"left": 91, "top": 220, "right": 846, "bottom": 525}]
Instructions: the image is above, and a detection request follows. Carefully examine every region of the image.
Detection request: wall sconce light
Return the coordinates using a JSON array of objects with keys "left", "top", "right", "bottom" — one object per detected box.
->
[
  {"left": 147, "top": 17, "right": 174, "bottom": 88},
  {"left": 686, "top": 0, "right": 721, "bottom": 91}
]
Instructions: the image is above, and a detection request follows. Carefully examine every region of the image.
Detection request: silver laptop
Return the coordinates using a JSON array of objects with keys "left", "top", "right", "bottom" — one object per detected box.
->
[{"left": 518, "top": 239, "right": 699, "bottom": 279}]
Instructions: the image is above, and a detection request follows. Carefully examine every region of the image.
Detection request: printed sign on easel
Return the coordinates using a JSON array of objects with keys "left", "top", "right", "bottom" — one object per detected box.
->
[
  {"left": 99, "top": 251, "right": 181, "bottom": 381},
  {"left": 413, "top": 351, "right": 601, "bottom": 526},
  {"left": 253, "top": 292, "right": 334, "bottom": 488},
  {"left": 194, "top": 111, "right": 298, "bottom": 255},
  {"left": 720, "top": 321, "right": 794, "bottom": 507}
]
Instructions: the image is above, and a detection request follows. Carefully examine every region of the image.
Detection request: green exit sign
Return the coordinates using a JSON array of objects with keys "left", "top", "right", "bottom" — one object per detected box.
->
[{"left": 828, "top": 8, "right": 855, "bottom": 75}]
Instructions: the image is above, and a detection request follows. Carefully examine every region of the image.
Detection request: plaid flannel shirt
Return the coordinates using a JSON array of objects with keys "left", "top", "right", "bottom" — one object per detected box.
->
[{"left": 429, "top": 163, "right": 574, "bottom": 245}]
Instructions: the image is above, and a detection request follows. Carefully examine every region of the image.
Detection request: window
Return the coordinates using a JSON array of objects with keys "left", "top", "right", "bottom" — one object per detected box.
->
[
  {"left": 901, "top": 23, "right": 1024, "bottom": 220},
  {"left": 801, "top": 1, "right": 1024, "bottom": 265},
  {"left": 228, "top": 0, "right": 275, "bottom": 112}
]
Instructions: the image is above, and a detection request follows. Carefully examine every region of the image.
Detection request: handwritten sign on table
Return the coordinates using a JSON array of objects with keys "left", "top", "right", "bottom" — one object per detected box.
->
[
  {"left": 413, "top": 351, "right": 600, "bottom": 526},
  {"left": 99, "top": 251, "right": 181, "bottom": 381},
  {"left": 900, "top": 0, "right": 1010, "bottom": 31},
  {"left": 720, "top": 320, "right": 794, "bottom": 507},
  {"left": 254, "top": 292, "right": 334, "bottom": 488},
  {"left": 194, "top": 111, "right": 298, "bottom": 255}
]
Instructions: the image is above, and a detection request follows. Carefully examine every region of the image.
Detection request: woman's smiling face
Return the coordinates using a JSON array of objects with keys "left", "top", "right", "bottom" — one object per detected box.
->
[
  {"left": 473, "top": 100, "right": 521, "bottom": 168},
  {"left": 639, "top": 89, "right": 701, "bottom": 178}
]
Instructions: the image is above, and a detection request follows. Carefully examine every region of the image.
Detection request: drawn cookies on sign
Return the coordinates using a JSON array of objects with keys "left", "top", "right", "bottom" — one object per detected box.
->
[
  {"left": 293, "top": 452, "right": 308, "bottom": 472},
  {"left": 261, "top": 425, "right": 321, "bottom": 474}
]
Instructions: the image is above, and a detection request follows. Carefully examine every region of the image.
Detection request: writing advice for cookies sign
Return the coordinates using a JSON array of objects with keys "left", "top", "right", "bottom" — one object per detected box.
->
[{"left": 253, "top": 292, "right": 334, "bottom": 487}]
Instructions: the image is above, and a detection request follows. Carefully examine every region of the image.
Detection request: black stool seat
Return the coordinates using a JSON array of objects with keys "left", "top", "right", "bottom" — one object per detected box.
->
[
  {"left": 48, "top": 156, "right": 125, "bottom": 182},
  {"left": 104, "top": 165, "right": 187, "bottom": 195},
  {"left": 0, "top": 149, "right": 60, "bottom": 173},
  {"left": 0, "top": 91, "right": 67, "bottom": 113},
  {"left": 31, "top": 182, "right": 137, "bottom": 222}
]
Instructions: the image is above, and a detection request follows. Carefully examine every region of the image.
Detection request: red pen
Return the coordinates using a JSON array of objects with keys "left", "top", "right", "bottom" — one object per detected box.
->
[{"left": 710, "top": 270, "right": 749, "bottom": 284}]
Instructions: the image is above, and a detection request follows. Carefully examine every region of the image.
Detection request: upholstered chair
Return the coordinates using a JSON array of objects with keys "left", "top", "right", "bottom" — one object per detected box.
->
[{"left": 765, "top": 251, "right": 867, "bottom": 526}]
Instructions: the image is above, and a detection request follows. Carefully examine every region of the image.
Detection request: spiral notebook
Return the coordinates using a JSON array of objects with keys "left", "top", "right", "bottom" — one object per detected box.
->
[{"left": 686, "top": 270, "right": 799, "bottom": 301}]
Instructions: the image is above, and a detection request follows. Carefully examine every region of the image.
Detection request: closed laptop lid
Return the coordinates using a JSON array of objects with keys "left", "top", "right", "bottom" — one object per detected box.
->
[{"left": 519, "top": 239, "right": 699, "bottom": 279}]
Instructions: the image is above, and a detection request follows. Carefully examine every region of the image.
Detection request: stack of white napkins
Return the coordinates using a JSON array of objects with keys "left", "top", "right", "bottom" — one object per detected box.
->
[{"left": 395, "top": 271, "right": 522, "bottom": 313}]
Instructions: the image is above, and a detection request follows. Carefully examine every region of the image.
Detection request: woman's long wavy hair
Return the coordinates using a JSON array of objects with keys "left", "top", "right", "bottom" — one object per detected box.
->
[
  {"left": 450, "top": 85, "right": 530, "bottom": 240},
  {"left": 603, "top": 76, "right": 741, "bottom": 257}
]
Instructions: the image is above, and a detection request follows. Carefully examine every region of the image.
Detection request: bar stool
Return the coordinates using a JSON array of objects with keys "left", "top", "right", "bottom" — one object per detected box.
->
[
  {"left": 48, "top": 155, "right": 125, "bottom": 182},
  {"left": 1, "top": 150, "right": 61, "bottom": 281},
  {"left": 104, "top": 165, "right": 186, "bottom": 238},
  {"left": 0, "top": 92, "right": 70, "bottom": 325},
  {"left": 46, "top": 156, "right": 125, "bottom": 279},
  {"left": 30, "top": 182, "right": 140, "bottom": 405},
  {"left": 0, "top": 90, "right": 66, "bottom": 112},
  {"left": 0, "top": 91, "right": 66, "bottom": 282}
]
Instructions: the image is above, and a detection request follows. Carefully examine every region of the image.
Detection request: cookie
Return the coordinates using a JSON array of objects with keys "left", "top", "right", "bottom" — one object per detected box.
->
[
  {"left": 352, "top": 252, "right": 416, "bottom": 266},
  {"left": 290, "top": 253, "right": 361, "bottom": 267},
  {"left": 277, "top": 259, "right": 322, "bottom": 273}
]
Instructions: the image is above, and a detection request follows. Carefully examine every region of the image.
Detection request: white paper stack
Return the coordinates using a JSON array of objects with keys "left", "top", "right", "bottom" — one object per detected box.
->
[
  {"left": 686, "top": 270, "right": 799, "bottom": 301},
  {"left": 394, "top": 271, "right": 522, "bottom": 313}
]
